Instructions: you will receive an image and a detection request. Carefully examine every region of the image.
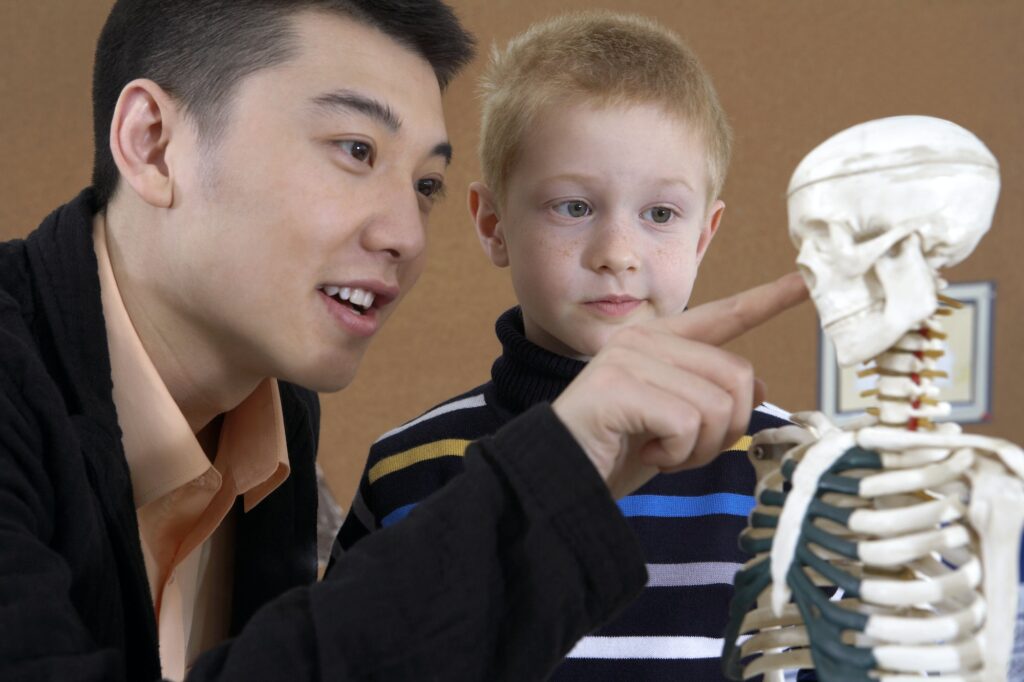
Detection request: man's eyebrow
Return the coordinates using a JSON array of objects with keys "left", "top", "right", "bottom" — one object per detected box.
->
[
  {"left": 312, "top": 90, "right": 451, "bottom": 165},
  {"left": 433, "top": 142, "right": 453, "bottom": 166},
  {"left": 311, "top": 89, "right": 401, "bottom": 132}
]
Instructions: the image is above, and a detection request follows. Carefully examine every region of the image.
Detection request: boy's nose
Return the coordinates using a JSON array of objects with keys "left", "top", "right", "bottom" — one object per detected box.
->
[{"left": 584, "top": 219, "right": 640, "bottom": 274}]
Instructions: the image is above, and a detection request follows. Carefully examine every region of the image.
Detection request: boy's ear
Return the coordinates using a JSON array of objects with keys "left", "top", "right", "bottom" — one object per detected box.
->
[
  {"left": 695, "top": 199, "right": 725, "bottom": 264},
  {"left": 468, "top": 181, "right": 509, "bottom": 267},
  {"left": 109, "top": 78, "right": 180, "bottom": 208}
]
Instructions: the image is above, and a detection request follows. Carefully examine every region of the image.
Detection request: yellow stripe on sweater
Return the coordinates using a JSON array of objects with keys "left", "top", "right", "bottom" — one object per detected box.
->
[
  {"left": 368, "top": 438, "right": 472, "bottom": 484},
  {"left": 728, "top": 435, "right": 753, "bottom": 453},
  {"left": 370, "top": 435, "right": 752, "bottom": 486}
]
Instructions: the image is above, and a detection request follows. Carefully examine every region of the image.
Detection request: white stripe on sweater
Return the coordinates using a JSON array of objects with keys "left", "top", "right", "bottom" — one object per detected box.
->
[
  {"left": 645, "top": 562, "right": 742, "bottom": 587},
  {"left": 755, "top": 401, "right": 792, "bottom": 421},
  {"left": 374, "top": 394, "right": 487, "bottom": 443},
  {"left": 379, "top": 396, "right": 783, "bottom": 444},
  {"left": 348, "top": 489, "right": 377, "bottom": 531},
  {"left": 566, "top": 636, "right": 727, "bottom": 660}
]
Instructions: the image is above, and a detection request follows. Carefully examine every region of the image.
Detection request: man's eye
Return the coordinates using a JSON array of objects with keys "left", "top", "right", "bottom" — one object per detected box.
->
[
  {"left": 337, "top": 140, "right": 374, "bottom": 164},
  {"left": 642, "top": 206, "right": 676, "bottom": 224},
  {"left": 553, "top": 200, "right": 592, "bottom": 218},
  {"left": 417, "top": 177, "right": 445, "bottom": 199}
]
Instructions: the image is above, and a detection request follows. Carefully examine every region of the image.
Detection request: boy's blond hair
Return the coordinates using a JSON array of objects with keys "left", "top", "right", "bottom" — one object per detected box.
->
[{"left": 479, "top": 11, "right": 732, "bottom": 206}]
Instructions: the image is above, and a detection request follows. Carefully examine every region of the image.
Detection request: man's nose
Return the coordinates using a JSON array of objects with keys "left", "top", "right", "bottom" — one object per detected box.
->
[{"left": 361, "top": 182, "right": 427, "bottom": 262}]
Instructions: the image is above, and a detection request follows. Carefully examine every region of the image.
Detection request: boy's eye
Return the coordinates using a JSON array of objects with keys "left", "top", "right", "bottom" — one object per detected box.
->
[
  {"left": 553, "top": 200, "right": 592, "bottom": 218},
  {"left": 337, "top": 140, "right": 375, "bottom": 165},
  {"left": 642, "top": 206, "right": 676, "bottom": 224},
  {"left": 416, "top": 177, "right": 445, "bottom": 199}
]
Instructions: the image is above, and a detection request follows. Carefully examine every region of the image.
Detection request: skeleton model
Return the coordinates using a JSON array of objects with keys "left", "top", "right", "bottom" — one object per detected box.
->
[{"left": 722, "top": 116, "right": 1024, "bottom": 681}]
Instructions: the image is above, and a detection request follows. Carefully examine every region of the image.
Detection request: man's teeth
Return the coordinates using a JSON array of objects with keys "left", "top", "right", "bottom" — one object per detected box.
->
[{"left": 322, "top": 285, "right": 376, "bottom": 310}]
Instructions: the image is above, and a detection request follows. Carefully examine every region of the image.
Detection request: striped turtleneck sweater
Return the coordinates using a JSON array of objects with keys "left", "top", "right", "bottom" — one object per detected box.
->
[{"left": 337, "top": 307, "right": 792, "bottom": 681}]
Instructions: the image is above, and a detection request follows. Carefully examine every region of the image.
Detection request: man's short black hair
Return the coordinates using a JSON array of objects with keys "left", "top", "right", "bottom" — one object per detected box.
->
[{"left": 91, "top": 0, "right": 475, "bottom": 207}]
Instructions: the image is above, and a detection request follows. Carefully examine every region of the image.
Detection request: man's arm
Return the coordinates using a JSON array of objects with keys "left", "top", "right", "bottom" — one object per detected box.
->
[
  {"left": 192, "top": 405, "right": 646, "bottom": 681},
  {"left": 194, "top": 272, "right": 811, "bottom": 679},
  {"left": 0, "top": 323, "right": 148, "bottom": 680},
  {"left": 0, "top": 379, "right": 642, "bottom": 681},
  {"left": 0, "top": 273, "right": 805, "bottom": 680}
]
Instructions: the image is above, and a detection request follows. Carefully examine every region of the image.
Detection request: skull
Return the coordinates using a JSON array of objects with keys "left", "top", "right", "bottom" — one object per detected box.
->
[{"left": 787, "top": 116, "right": 1000, "bottom": 366}]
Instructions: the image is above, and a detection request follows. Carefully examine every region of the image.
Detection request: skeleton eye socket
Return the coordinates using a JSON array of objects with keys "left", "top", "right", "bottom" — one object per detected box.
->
[
  {"left": 798, "top": 219, "right": 831, "bottom": 242},
  {"left": 856, "top": 218, "right": 892, "bottom": 244}
]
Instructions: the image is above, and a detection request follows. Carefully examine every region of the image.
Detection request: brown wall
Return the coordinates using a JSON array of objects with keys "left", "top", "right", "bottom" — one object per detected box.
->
[{"left": 3, "top": 1, "right": 1022, "bottom": 510}]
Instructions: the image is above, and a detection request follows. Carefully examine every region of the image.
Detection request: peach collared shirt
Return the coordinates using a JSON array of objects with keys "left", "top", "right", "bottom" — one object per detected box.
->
[{"left": 94, "top": 219, "right": 290, "bottom": 680}]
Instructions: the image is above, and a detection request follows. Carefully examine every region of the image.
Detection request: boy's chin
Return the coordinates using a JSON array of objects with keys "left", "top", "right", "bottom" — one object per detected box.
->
[{"left": 556, "top": 334, "right": 604, "bottom": 361}]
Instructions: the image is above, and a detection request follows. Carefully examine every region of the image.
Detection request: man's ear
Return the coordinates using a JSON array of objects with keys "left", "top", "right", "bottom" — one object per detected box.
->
[
  {"left": 695, "top": 199, "right": 725, "bottom": 264},
  {"left": 468, "top": 181, "right": 508, "bottom": 267},
  {"left": 109, "top": 78, "right": 180, "bottom": 208}
]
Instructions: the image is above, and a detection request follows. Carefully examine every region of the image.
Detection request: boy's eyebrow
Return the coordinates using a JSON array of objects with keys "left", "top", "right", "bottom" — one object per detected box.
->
[
  {"left": 650, "top": 176, "right": 697, "bottom": 193},
  {"left": 311, "top": 89, "right": 452, "bottom": 165},
  {"left": 543, "top": 173, "right": 696, "bottom": 193},
  {"left": 311, "top": 89, "right": 402, "bottom": 132}
]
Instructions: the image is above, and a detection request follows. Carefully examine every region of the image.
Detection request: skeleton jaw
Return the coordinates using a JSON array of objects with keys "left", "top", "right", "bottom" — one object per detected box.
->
[{"left": 800, "top": 230, "right": 941, "bottom": 367}]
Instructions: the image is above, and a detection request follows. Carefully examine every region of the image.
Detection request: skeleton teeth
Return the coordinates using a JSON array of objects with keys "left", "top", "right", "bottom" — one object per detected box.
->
[{"left": 323, "top": 285, "right": 340, "bottom": 297}]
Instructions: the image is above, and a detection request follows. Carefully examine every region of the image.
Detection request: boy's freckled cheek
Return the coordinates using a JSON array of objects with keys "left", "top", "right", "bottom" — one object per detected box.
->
[
  {"left": 531, "top": 234, "right": 578, "bottom": 262},
  {"left": 655, "top": 246, "right": 677, "bottom": 260},
  {"left": 561, "top": 235, "right": 586, "bottom": 260},
  {"left": 652, "top": 248, "right": 694, "bottom": 289},
  {"left": 655, "top": 237, "right": 697, "bottom": 262}
]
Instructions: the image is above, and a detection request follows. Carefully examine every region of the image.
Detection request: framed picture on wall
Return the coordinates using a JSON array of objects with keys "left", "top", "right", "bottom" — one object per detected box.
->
[{"left": 818, "top": 280, "right": 995, "bottom": 425}]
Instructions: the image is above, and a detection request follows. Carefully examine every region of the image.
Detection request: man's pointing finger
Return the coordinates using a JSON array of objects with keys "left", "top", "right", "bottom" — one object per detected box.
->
[{"left": 660, "top": 272, "right": 809, "bottom": 347}]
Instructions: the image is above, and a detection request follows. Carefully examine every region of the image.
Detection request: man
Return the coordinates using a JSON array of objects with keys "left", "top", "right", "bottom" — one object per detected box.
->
[{"left": 0, "top": 1, "right": 806, "bottom": 680}]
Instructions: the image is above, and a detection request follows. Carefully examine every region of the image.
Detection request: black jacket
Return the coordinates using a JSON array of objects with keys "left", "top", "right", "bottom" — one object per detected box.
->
[{"left": 0, "top": 189, "right": 646, "bottom": 681}]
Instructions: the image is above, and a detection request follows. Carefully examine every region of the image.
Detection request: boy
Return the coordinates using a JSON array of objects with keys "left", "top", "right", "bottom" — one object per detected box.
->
[{"left": 337, "top": 12, "right": 792, "bottom": 680}]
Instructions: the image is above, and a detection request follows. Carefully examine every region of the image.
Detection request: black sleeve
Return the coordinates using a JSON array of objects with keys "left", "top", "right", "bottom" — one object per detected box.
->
[
  {"left": 0, "top": 310, "right": 644, "bottom": 682},
  {"left": 332, "top": 469, "right": 374, "bottom": 554},
  {"left": 189, "top": 403, "right": 647, "bottom": 681},
  {"left": 0, "top": 323, "right": 138, "bottom": 680}
]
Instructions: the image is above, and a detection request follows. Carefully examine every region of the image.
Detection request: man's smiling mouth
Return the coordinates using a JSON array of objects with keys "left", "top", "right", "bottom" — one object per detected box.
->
[{"left": 320, "top": 285, "right": 375, "bottom": 315}]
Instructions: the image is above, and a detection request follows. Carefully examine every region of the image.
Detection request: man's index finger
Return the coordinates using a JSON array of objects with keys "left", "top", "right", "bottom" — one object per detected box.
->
[{"left": 663, "top": 272, "right": 809, "bottom": 346}]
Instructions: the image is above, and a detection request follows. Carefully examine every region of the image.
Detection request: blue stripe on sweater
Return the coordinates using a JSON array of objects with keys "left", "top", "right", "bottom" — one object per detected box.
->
[
  {"left": 617, "top": 493, "right": 754, "bottom": 518},
  {"left": 381, "top": 503, "right": 417, "bottom": 528},
  {"left": 380, "top": 493, "right": 754, "bottom": 528}
]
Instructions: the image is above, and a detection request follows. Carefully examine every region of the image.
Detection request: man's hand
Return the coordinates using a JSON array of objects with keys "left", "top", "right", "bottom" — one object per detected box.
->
[{"left": 552, "top": 272, "right": 809, "bottom": 498}]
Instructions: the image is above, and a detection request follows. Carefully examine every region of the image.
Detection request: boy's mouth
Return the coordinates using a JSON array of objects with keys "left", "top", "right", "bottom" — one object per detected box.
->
[
  {"left": 591, "top": 295, "right": 640, "bottom": 304},
  {"left": 584, "top": 296, "right": 644, "bottom": 317}
]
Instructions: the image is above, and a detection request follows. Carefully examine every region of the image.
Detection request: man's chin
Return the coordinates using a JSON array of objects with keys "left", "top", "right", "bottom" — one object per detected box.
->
[
  {"left": 305, "top": 377, "right": 354, "bottom": 393},
  {"left": 282, "top": 362, "right": 360, "bottom": 393}
]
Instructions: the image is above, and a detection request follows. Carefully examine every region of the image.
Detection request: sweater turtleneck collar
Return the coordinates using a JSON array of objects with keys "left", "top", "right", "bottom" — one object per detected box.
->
[{"left": 490, "top": 307, "right": 588, "bottom": 413}]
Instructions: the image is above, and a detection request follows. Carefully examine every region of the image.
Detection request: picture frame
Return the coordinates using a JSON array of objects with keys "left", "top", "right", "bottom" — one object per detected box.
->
[{"left": 818, "top": 280, "right": 995, "bottom": 425}]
